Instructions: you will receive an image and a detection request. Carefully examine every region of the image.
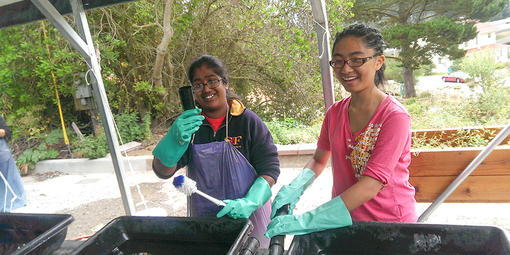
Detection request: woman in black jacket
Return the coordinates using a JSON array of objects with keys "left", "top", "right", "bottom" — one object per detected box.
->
[{"left": 152, "top": 55, "right": 280, "bottom": 247}]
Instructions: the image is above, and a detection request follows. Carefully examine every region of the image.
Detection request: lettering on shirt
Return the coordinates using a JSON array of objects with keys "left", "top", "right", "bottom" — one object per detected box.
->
[
  {"left": 225, "top": 136, "right": 243, "bottom": 149},
  {"left": 346, "top": 123, "right": 381, "bottom": 179}
]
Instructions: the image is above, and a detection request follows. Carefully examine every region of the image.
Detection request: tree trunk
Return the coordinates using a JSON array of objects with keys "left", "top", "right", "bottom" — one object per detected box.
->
[
  {"left": 152, "top": 0, "right": 174, "bottom": 90},
  {"left": 403, "top": 65, "right": 416, "bottom": 98}
]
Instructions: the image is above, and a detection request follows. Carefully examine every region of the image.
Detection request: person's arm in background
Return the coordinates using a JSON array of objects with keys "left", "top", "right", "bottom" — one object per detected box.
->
[
  {"left": 152, "top": 158, "right": 178, "bottom": 179},
  {"left": 304, "top": 148, "right": 331, "bottom": 176},
  {"left": 0, "top": 115, "right": 12, "bottom": 140}
]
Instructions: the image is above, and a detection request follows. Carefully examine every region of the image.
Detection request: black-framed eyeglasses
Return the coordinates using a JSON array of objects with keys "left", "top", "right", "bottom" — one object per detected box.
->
[
  {"left": 191, "top": 78, "right": 222, "bottom": 91},
  {"left": 329, "top": 55, "right": 378, "bottom": 69}
]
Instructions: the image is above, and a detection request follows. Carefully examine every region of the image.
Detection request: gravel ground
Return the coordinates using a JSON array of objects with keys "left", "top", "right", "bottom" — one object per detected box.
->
[{"left": 14, "top": 166, "right": 510, "bottom": 240}]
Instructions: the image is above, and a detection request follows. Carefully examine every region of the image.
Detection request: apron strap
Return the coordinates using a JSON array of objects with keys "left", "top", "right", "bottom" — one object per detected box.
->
[{"left": 225, "top": 105, "right": 229, "bottom": 139}]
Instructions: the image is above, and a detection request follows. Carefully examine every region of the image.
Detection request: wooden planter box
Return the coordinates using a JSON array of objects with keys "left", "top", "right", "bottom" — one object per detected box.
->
[
  {"left": 412, "top": 126, "right": 510, "bottom": 147},
  {"left": 409, "top": 146, "right": 510, "bottom": 203}
]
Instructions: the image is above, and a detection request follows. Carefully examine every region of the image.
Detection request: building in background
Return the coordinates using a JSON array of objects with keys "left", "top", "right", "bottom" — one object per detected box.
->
[
  {"left": 462, "top": 17, "right": 510, "bottom": 63},
  {"left": 432, "top": 17, "right": 510, "bottom": 74}
]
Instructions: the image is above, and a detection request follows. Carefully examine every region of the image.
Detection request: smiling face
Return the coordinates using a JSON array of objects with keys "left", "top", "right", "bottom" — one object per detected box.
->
[
  {"left": 191, "top": 64, "right": 229, "bottom": 118},
  {"left": 331, "top": 35, "right": 385, "bottom": 94}
]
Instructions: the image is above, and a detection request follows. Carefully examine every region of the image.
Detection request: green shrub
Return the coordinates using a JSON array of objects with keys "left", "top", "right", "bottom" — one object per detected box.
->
[
  {"left": 460, "top": 50, "right": 505, "bottom": 93},
  {"left": 460, "top": 86, "right": 510, "bottom": 125},
  {"left": 412, "top": 129, "right": 497, "bottom": 149},
  {"left": 73, "top": 132, "right": 108, "bottom": 159},
  {"left": 16, "top": 144, "right": 59, "bottom": 170},
  {"left": 265, "top": 118, "right": 321, "bottom": 145},
  {"left": 114, "top": 112, "right": 152, "bottom": 143},
  {"left": 15, "top": 129, "right": 62, "bottom": 171},
  {"left": 384, "top": 58, "right": 404, "bottom": 83},
  {"left": 402, "top": 97, "right": 427, "bottom": 115},
  {"left": 72, "top": 112, "right": 152, "bottom": 159}
]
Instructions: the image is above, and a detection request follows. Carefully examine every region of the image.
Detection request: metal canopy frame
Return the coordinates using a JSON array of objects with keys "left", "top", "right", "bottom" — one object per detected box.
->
[
  {"left": 1, "top": 0, "right": 509, "bottom": 221},
  {"left": 309, "top": 0, "right": 334, "bottom": 111},
  {"left": 1, "top": 0, "right": 136, "bottom": 215}
]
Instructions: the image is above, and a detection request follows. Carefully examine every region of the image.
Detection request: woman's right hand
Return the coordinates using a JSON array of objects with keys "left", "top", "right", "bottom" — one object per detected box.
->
[
  {"left": 270, "top": 168, "right": 316, "bottom": 218},
  {"left": 152, "top": 108, "right": 204, "bottom": 167}
]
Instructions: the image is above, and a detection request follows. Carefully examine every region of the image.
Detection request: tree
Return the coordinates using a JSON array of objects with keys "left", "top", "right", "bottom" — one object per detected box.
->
[
  {"left": 350, "top": 0, "right": 507, "bottom": 97},
  {"left": 0, "top": 21, "right": 84, "bottom": 138},
  {"left": 1, "top": 0, "right": 356, "bottom": 136},
  {"left": 152, "top": 0, "right": 174, "bottom": 95},
  {"left": 461, "top": 50, "right": 505, "bottom": 93}
]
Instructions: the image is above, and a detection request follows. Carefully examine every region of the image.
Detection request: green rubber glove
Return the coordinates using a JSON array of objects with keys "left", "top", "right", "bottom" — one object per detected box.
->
[
  {"left": 152, "top": 108, "right": 204, "bottom": 167},
  {"left": 271, "top": 168, "right": 315, "bottom": 218},
  {"left": 216, "top": 177, "right": 272, "bottom": 219},
  {"left": 264, "top": 196, "right": 352, "bottom": 238}
]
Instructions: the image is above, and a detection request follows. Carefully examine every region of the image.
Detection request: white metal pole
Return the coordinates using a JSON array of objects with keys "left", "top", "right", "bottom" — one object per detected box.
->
[{"left": 310, "top": 0, "right": 334, "bottom": 111}]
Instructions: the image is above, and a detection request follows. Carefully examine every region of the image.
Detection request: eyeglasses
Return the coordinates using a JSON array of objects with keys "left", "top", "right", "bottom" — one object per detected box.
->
[
  {"left": 329, "top": 55, "right": 378, "bottom": 69},
  {"left": 191, "top": 78, "right": 222, "bottom": 91}
]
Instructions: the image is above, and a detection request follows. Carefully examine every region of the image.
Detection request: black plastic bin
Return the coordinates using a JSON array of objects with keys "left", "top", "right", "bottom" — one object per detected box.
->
[
  {"left": 72, "top": 216, "right": 253, "bottom": 255},
  {"left": 0, "top": 213, "right": 74, "bottom": 255},
  {"left": 287, "top": 221, "right": 510, "bottom": 255}
]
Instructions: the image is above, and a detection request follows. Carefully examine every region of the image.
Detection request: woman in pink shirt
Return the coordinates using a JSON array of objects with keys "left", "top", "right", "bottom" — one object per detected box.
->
[{"left": 266, "top": 23, "right": 417, "bottom": 238}]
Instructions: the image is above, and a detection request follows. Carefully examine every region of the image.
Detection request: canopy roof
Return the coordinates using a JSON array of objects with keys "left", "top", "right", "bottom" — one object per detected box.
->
[{"left": 0, "top": 0, "right": 135, "bottom": 28}]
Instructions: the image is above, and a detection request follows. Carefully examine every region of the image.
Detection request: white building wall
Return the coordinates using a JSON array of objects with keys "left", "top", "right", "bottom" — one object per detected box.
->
[
  {"left": 462, "top": 32, "right": 497, "bottom": 50},
  {"left": 431, "top": 55, "right": 453, "bottom": 73}
]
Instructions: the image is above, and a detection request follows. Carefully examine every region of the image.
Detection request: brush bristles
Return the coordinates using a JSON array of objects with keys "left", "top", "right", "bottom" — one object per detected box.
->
[
  {"left": 173, "top": 175, "right": 197, "bottom": 196},
  {"left": 172, "top": 175, "right": 184, "bottom": 187}
]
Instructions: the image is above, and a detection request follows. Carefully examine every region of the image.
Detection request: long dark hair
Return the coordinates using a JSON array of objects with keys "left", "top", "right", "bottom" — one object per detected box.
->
[
  {"left": 332, "top": 23, "right": 386, "bottom": 87},
  {"left": 187, "top": 55, "right": 237, "bottom": 100}
]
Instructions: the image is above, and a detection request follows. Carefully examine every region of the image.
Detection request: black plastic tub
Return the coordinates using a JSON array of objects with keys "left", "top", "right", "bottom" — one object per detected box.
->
[
  {"left": 72, "top": 216, "right": 253, "bottom": 255},
  {"left": 0, "top": 213, "right": 74, "bottom": 255},
  {"left": 287, "top": 221, "right": 510, "bottom": 255}
]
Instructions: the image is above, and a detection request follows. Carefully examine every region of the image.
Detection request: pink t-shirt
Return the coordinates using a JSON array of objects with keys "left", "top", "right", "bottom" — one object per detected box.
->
[{"left": 317, "top": 95, "right": 417, "bottom": 222}]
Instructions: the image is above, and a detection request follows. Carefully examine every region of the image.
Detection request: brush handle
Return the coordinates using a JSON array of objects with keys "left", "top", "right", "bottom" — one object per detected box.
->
[{"left": 195, "top": 190, "right": 226, "bottom": 206}]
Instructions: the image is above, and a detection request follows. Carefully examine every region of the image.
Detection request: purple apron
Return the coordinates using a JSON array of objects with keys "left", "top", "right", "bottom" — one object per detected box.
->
[{"left": 187, "top": 140, "right": 272, "bottom": 248}]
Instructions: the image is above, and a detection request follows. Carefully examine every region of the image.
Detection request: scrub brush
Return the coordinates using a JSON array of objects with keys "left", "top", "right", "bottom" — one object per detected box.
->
[{"left": 173, "top": 175, "right": 226, "bottom": 206}]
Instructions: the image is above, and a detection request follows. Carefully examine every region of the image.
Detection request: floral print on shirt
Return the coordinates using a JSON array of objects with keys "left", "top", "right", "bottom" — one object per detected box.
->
[{"left": 346, "top": 123, "right": 381, "bottom": 179}]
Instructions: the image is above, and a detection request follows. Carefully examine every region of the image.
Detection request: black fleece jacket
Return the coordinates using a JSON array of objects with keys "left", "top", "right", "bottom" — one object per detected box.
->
[{"left": 161, "top": 106, "right": 280, "bottom": 182}]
